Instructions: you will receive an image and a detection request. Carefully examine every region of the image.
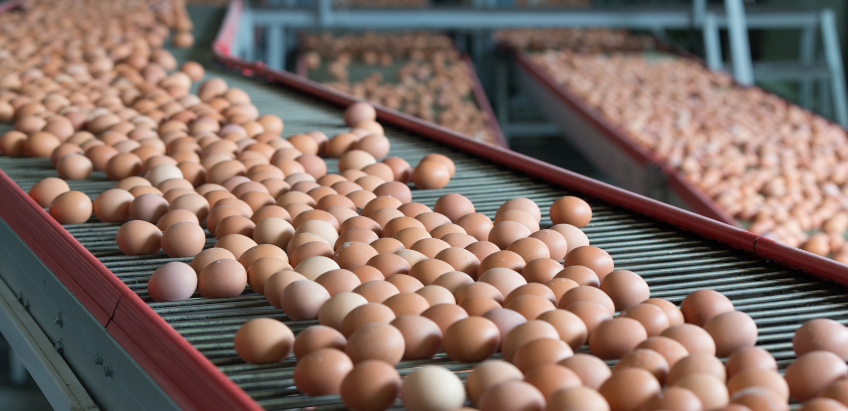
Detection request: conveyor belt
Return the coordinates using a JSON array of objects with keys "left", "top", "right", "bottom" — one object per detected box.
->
[{"left": 1, "top": 4, "right": 848, "bottom": 411}]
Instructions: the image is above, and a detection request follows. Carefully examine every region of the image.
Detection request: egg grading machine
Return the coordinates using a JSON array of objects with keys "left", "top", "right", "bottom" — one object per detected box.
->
[
  {"left": 294, "top": 36, "right": 508, "bottom": 147},
  {"left": 2, "top": 1, "right": 848, "bottom": 411}
]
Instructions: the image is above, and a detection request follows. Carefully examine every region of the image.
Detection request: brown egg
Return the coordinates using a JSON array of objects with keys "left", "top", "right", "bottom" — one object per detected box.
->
[
  {"left": 0, "top": 131, "right": 27, "bottom": 157},
  {"left": 523, "top": 364, "right": 582, "bottom": 401},
  {"left": 644, "top": 298, "right": 685, "bottom": 326},
  {"left": 556, "top": 265, "right": 600, "bottom": 287},
  {"left": 502, "top": 320, "right": 559, "bottom": 362},
  {"left": 253, "top": 217, "right": 296, "bottom": 249},
  {"left": 216, "top": 234, "right": 259, "bottom": 260},
  {"left": 293, "top": 325, "right": 346, "bottom": 360},
  {"left": 530, "top": 229, "right": 568, "bottom": 262},
  {"left": 559, "top": 353, "right": 612, "bottom": 390},
  {"left": 391, "top": 315, "right": 442, "bottom": 360},
  {"left": 641, "top": 387, "right": 703, "bottom": 411},
  {"left": 614, "top": 348, "right": 670, "bottom": 385},
  {"left": 598, "top": 368, "right": 661, "bottom": 411},
  {"left": 563, "top": 246, "right": 614, "bottom": 280},
  {"left": 49, "top": 190, "right": 92, "bottom": 224},
  {"left": 161, "top": 222, "right": 206, "bottom": 257},
  {"left": 381, "top": 157, "right": 412, "bottom": 183},
  {"left": 727, "top": 368, "right": 789, "bottom": 403},
  {"left": 621, "top": 303, "right": 670, "bottom": 337},
  {"left": 421, "top": 303, "right": 469, "bottom": 334},
  {"left": 667, "top": 353, "right": 726, "bottom": 386},
  {"left": 247, "top": 257, "right": 290, "bottom": 294},
  {"left": 497, "top": 198, "right": 541, "bottom": 223},
  {"left": 383, "top": 292, "right": 430, "bottom": 316},
  {"left": 280, "top": 280, "right": 331, "bottom": 320},
  {"left": 349, "top": 265, "right": 385, "bottom": 283},
  {"left": 488, "top": 221, "right": 531, "bottom": 250},
  {"left": 674, "top": 374, "right": 729, "bottom": 409},
  {"left": 565, "top": 301, "right": 612, "bottom": 334},
  {"left": 105, "top": 153, "right": 143, "bottom": 180},
  {"left": 479, "top": 380, "right": 545, "bottom": 411},
  {"left": 412, "top": 160, "right": 450, "bottom": 189},
  {"left": 547, "top": 386, "right": 610, "bottom": 411},
  {"left": 294, "top": 348, "right": 353, "bottom": 396},
  {"left": 680, "top": 289, "right": 734, "bottom": 327},
  {"left": 401, "top": 366, "right": 465, "bottom": 411},
  {"left": 315, "top": 269, "right": 361, "bottom": 296},
  {"left": 513, "top": 337, "right": 573, "bottom": 372},
  {"left": 263, "top": 271, "right": 307, "bottom": 308},
  {"left": 726, "top": 347, "right": 778, "bottom": 379},
  {"left": 460, "top": 296, "right": 502, "bottom": 316},
  {"left": 234, "top": 318, "right": 293, "bottom": 364},
  {"left": 458, "top": 213, "right": 495, "bottom": 242},
  {"left": 521, "top": 258, "right": 563, "bottom": 284},
  {"left": 730, "top": 387, "right": 787, "bottom": 411},
  {"left": 704, "top": 311, "right": 757, "bottom": 357},
  {"left": 384, "top": 274, "right": 423, "bottom": 294},
  {"left": 537, "top": 309, "right": 588, "bottom": 350},
  {"left": 550, "top": 196, "right": 592, "bottom": 228},
  {"left": 478, "top": 268, "right": 526, "bottom": 297},
  {"left": 29, "top": 177, "right": 70, "bottom": 208},
  {"left": 432, "top": 193, "right": 474, "bottom": 223},
  {"left": 340, "top": 303, "right": 397, "bottom": 337},
  {"left": 466, "top": 360, "right": 525, "bottom": 406},
  {"left": 589, "top": 317, "right": 648, "bottom": 359},
  {"left": 190, "top": 248, "right": 236, "bottom": 275},
  {"left": 798, "top": 398, "right": 848, "bottom": 411},
  {"left": 239, "top": 244, "right": 289, "bottom": 269},
  {"left": 341, "top": 360, "right": 401, "bottom": 411},
  {"left": 56, "top": 153, "right": 93, "bottom": 180},
  {"left": 559, "top": 286, "right": 615, "bottom": 314},
  {"left": 497, "top": 210, "right": 541, "bottom": 232},
  {"left": 129, "top": 193, "right": 169, "bottom": 223},
  {"left": 478, "top": 250, "right": 526, "bottom": 278},
  {"left": 793, "top": 319, "right": 848, "bottom": 360},
  {"left": 821, "top": 380, "right": 848, "bottom": 407},
  {"left": 25, "top": 132, "right": 61, "bottom": 158},
  {"left": 482, "top": 308, "right": 528, "bottom": 347},
  {"left": 785, "top": 351, "right": 848, "bottom": 401},
  {"left": 157, "top": 208, "right": 200, "bottom": 231},
  {"left": 198, "top": 259, "right": 248, "bottom": 298},
  {"left": 294, "top": 256, "right": 341, "bottom": 280},
  {"left": 660, "top": 324, "right": 716, "bottom": 356},
  {"left": 506, "top": 294, "right": 556, "bottom": 320},
  {"left": 546, "top": 278, "right": 579, "bottom": 304},
  {"left": 147, "top": 262, "right": 197, "bottom": 302},
  {"left": 435, "top": 247, "right": 480, "bottom": 277},
  {"left": 599, "top": 270, "right": 649, "bottom": 311},
  {"left": 318, "top": 292, "right": 368, "bottom": 330},
  {"left": 345, "top": 322, "right": 405, "bottom": 365},
  {"left": 637, "top": 336, "right": 690, "bottom": 369},
  {"left": 416, "top": 285, "right": 455, "bottom": 306}
]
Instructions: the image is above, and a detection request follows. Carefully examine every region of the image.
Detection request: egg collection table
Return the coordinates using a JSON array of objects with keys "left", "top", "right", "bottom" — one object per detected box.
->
[{"left": 1, "top": 3, "right": 848, "bottom": 411}]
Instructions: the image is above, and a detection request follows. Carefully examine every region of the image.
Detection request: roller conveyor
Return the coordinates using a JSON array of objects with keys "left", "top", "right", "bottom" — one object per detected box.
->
[{"left": 1, "top": 2, "right": 848, "bottom": 410}]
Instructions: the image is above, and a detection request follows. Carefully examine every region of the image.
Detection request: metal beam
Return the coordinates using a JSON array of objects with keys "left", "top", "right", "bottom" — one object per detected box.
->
[
  {"left": 724, "top": 0, "right": 753, "bottom": 85},
  {"left": 820, "top": 9, "right": 848, "bottom": 127},
  {"left": 0, "top": 276, "right": 97, "bottom": 411}
]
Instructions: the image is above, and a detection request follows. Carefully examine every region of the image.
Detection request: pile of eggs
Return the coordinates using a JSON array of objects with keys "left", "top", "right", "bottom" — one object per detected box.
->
[
  {"left": 302, "top": 32, "right": 498, "bottom": 145},
  {"left": 529, "top": 48, "right": 848, "bottom": 262}
]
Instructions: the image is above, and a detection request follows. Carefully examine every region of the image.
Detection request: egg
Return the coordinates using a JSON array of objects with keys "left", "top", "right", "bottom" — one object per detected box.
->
[
  {"left": 727, "top": 368, "right": 789, "bottom": 402},
  {"left": 479, "top": 380, "right": 546, "bottom": 411},
  {"left": 412, "top": 160, "right": 450, "bottom": 189},
  {"left": 559, "top": 353, "right": 612, "bottom": 390},
  {"left": 785, "top": 351, "right": 848, "bottom": 401},
  {"left": 421, "top": 303, "right": 468, "bottom": 334},
  {"left": 637, "top": 336, "right": 690, "bottom": 368},
  {"left": 725, "top": 347, "right": 778, "bottom": 379},
  {"left": 798, "top": 398, "right": 848, "bottom": 411},
  {"left": 29, "top": 177, "right": 70, "bottom": 208},
  {"left": 674, "top": 374, "right": 729, "bottom": 409},
  {"left": 280, "top": 280, "right": 331, "bottom": 320},
  {"left": 589, "top": 317, "right": 648, "bottom": 359},
  {"left": 564, "top": 301, "right": 612, "bottom": 334},
  {"left": 345, "top": 322, "right": 405, "bottom": 365},
  {"left": 614, "top": 348, "right": 670, "bottom": 385},
  {"left": 599, "top": 270, "right": 649, "bottom": 311},
  {"left": 644, "top": 298, "right": 685, "bottom": 326},
  {"left": 147, "top": 262, "right": 197, "bottom": 302},
  {"left": 115, "top": 220, "right": 162, "bottom": 255},
  {"left": 704, "top": 311, "right": 757, "bottom": 356},
  {"left": 598, "top": 368, "right": 661, "bottom": 411},
  {"left": 563, "top": 246, "right": 614, "bottom": 279},
  {"left": 680, "top": 289, "right": 734, "bottom": 327},
  {"left": 641, "top": 387, "right": 703, "bottom": 411},
  {"left": 556, "top": 265, "right": 600, "bottom": 287},
  {"left": 550, "top": 196, "right": 592, "bottom": 227},
  {"left": 513, "top": 337, "right": 573, "bottom": 372},
  {"left": 234, "top": 318, "right": 294, "bottom": 364},
  {"left": 215, "top": 234, "right": 258, "bottom": 260},
  {"left": 198, "top": 259, "right": 248, "bottom": 298},
  {"left": 49, "top": 190, "right": 92, "bottom": 224},
  {"left": 660, "top": 324, "right": 717, "bottom": 356},
  {"left": 294, "top": 348, "right": 353, "bottom": 396},
  {"left": 729, "top": 387, "right": 787, "bottom": 411},
  {"left": 190, "top": 248, "right": 236, "bottom": 275},
  {"left": 56, "top": 153, "right": 93, "bottom": 180},
  {"left": 340, "top": 303, "right": 397, "bottom": 337},
  {"left": 442, "top": 317, "right": 500, "bottom": 362},
  {"left": 620, "top": 304, "right": 670, "bottom": 337},
  {"left": 129, "top": 193, "right": 169, "bottom": 223},
  {"left": 341, "top": 360, "right": 401, "bottom": 411},
  {"left": 161, "top": 222, "right": 206, "bottom": 257},
  {"left": 546, "top": 386, "right": 610, "bottom": 411},
  {"left": 401, "top": 366, "right": 465, "bottom": 411},
  {"left": 793, "top": 319, "right": 848, "bottom": 360}
]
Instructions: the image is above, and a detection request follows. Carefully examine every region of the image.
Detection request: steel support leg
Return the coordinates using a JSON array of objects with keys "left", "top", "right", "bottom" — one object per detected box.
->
[
  {"left": 692, "top": 0, "right": 706, "bottom": 28},
  {"left": 9, "top": 349, "right": 27, "bottom": 386},
  {"left": 798, "top": 24, "right": 817, "bottom": 109},
  {"left": 266, "top": 25, "right": 284, "bottom": 71},
  {"left": 495, "top": 56, "right": 510, "bottom": 142},
  {"left": 820, "top": 9, "right": 848, "bottom": 127},
  {"left": 724, "top": 0, "right": 753, "bottom": 85},
  {"left": 703, "top": 12, "right": 723, "bottom": 71}
]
